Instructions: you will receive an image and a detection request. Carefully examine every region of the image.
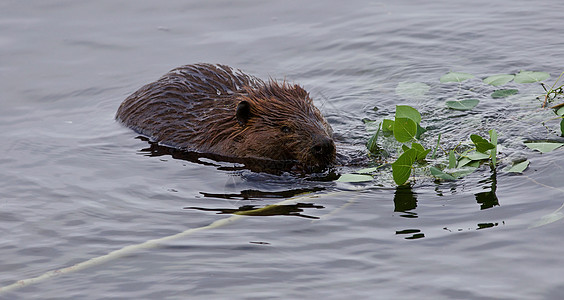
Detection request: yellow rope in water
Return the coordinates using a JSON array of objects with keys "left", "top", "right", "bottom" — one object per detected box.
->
[
  {"left": 0, "top": 191, "right": 350, "bottom": 295},
  {"left": 0, "top": 214, "right": 244, "bottom": 294}
]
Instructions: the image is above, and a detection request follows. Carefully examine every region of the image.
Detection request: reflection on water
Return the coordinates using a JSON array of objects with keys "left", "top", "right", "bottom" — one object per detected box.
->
[
  {"left": 185, "top": 203, "right": 324, "bottom": 219},
  {"left": 200, "top": 187, "right": 324, "bottom": 200},
  {"left": 396, "top": 228, "right": 425, "bottom": 240},
  {"left": 443, "top": 222, "right": 503, "bottom": 232},
  {"left": 475, "top": 171, "right": 499, "bottom": 210},
  {"left": 393, "top": 171, "right": 503, "bottom": 239},
  {"left": 393, "top": 184, "right": 418, "bottom": 218},
  {"left": 477, "top": 222, "right": 502, "bottom": 230},
  {"left": 137, "top": 136, "right": 339, "bottom": 179},
  {"left": 137, "top": 136, "right": 291, "bottom": 172}
]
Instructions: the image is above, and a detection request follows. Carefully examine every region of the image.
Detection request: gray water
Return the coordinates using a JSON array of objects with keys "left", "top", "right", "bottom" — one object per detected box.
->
[{"left": 2, "top": 1, "right": 564, "bottom": 299}]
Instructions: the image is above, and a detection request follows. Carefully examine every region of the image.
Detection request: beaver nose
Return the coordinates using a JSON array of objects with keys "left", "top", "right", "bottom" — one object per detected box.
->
[{"left": 311, "top": 137, "right": 336, "bottom": 157}]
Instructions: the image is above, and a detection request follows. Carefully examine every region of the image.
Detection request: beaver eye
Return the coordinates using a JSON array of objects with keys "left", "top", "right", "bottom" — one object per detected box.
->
[{"left": 281, "top": 126, "right": 292, "bottom": 134}]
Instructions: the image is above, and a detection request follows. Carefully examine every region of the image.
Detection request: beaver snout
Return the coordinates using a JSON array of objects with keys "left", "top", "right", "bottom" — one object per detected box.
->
[{"left": 311, "top": 136, "right": 336, "bottom": 158}]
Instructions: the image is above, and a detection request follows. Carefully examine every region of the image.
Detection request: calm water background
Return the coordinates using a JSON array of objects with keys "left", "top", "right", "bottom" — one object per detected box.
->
[{"left": 2, "top": 0, "right": 564, "bottom": 299}]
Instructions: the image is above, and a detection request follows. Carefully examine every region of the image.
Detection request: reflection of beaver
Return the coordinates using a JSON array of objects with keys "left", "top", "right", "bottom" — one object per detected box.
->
[{"left": 116, "top": 63, "right": 336, "bottom": 171}]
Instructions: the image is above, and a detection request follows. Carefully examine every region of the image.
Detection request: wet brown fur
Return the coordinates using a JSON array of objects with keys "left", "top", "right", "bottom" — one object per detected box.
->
[{"left": 116, "top": 63, "right": 336, "bottom": 170}]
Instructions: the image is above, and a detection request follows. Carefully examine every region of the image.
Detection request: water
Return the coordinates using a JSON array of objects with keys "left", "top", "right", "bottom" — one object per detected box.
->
[{"left": 1, "top": 0, "right": 564, "bottom": 299}]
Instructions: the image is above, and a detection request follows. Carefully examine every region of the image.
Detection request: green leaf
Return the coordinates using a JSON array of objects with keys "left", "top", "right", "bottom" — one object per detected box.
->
[
  {"left": 456, "top": 159, "right": 480, "bottom": 169},
  {"left": 366, "top": 122, "right": 381, "bottom": 154},
  {"left": 491, "top": 89, "right": 519, "bottom": 98},
  {"left": 429, "top": 166, "right": 456, "bottom": 181},
  {"left": 395, "top": 82, "right": 430, "bottom": 99},
  {"left": 561, "top": 119, "right": 564, "bottom": 136},
  {"left": 415, "top": 124, "right": 427, "bottom": 140},
  {"left": 483, "top": 74, "right": 515, "bottom": 86},
  {"left": 489, "top": 129, "right": 498, "bottom": 146},
  {"left": 489, "top": 129, "right": 498, "bottom": 167},
  {"left": 412, "top": 142, "right": 431, "bottom": 161},
  {"left": 445, "top": 99, "right": 480, "bottom": 111},
  {"left": 464, "top": 151, "right": 490, "bottom": 161},
  {"left": 468, "top": 161, "right": 480, "bottom": 168},
  {"left": 393, "top": 117, "right": 417, "bottom": 143},
  {"left": 440, "top": 72, "right": 474, "bottom": 83},
  {"left": 450, "top": 166, "right": 478, "bottom": 178},
  {"left": 391, "top": 149, "right": 417, "bottom": 185},
  {"left": 514, "top": 71, "right": 550, "bottom": 83},
  {"left": 470, "top": 134, "right": 495, "bottom": 153},
  {"left": 395, "top": 105, "right": 421, "bottom": 124},
  {"left": 411, "top": 143, "right": 424, "bottom": 152},
  {"left": 419, "top": 149, "right": 431, "bottom": 161},
  {"left": 357, "top": 167, "right": 378, "bottom": 174},
  {"left": 366, "top": 132, "right": 379, "bottom": 154},
  {"left": 505, "top": 160, "right": 530, "bottom": 173},
  {"left": 336, "top": 173, "right": 373, "bottom": 183},
  {"left": 382, "top": 119, "right": 394, "bottom": 128},
  {"left": 431, "top": 133, "right": 441, "bottom": 159},
  {"left": 382, "top": 119, "right": 394, "bottom": 133},
  {"left": 524, "top": 142, "right": 564, "bottom": 153},
  {"left": 457, "top": 157, "right": 472, "bottom": 168},
  {"left": 557, "top": 107, "right": 564, "bottom": 116},
  {"left": 448, "top": 150, "right": 456, "bottom": 169}
]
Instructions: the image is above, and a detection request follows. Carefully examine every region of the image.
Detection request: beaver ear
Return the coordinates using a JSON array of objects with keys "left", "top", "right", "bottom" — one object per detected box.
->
[{"left": 236, "top": 101, "right": 251, "bottom": 126}]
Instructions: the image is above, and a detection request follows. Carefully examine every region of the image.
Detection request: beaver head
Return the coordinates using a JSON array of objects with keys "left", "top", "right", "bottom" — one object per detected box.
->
[{"left": 208, "top": 81, "right": 336, "bottom": 171}]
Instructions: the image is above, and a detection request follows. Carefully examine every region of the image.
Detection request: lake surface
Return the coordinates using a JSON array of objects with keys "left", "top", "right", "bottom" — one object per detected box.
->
[{"left": 2, "top": 0, "right": 564, "bottom": 299}]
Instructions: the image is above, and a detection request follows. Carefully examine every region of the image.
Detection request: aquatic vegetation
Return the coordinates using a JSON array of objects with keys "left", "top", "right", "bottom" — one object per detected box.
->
[
  {"left": 541, "top": 71, "right": 564, "bottom": 106},
  {"left": 514, "top": 71, "right": 550, "bottom": 83},
  {"left": 336, "top": 173, "right": 373, "bottom": 183},
  {"left": 491, "top": 89, "right": 518, "bottom": 98},
  {"left": 445, "top": 99, "right": 479, "bottom": 111},
  {"left": 338, "top": 69, "right": 563, "bottom": 185},
  {"left": 539, "top": 72, "right": 564, "bottom": 135},
  {"left": 395, "top": 82, "right": 430, "bottom": 100},
  {"left": 483, "top": 74, "right": 514, "bottom": 86},
  {"left": 505, "top": 160, "right": 530, "bottom": 173},
  {"left": 524, "top": 142, "right": 564, "bottom": 153},
  {"left": 439, "top": 72, "right": 474, "bottom": 83}
]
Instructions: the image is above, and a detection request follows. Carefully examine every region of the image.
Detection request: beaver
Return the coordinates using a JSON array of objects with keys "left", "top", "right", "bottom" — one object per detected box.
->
[{"left": 116, "top": 63, "right": 336, "bottom": 171}]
